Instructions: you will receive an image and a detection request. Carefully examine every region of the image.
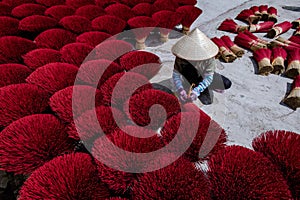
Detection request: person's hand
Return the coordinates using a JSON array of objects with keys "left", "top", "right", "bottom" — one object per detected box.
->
[
  {"left": 189, "top": 91, "right": 198, "bottom": 101},
  {"left": 177, "top": 88, "right": 188, "bottom": 102}
]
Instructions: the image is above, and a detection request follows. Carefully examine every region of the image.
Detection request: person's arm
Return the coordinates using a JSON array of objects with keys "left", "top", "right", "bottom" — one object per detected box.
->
[
  {"left": 172, "top": 70, "right": 183, "bottom": 91},
  {"left": 191, "top": 58, "right": 216, "bottom": 97},
  {"left": 192, "top": 74, "right": 213, "bottom": 96}
]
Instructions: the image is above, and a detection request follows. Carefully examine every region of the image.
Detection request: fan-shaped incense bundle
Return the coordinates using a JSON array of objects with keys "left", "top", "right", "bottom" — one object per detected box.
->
[
  {"left": 176, "top": 5, "right": 202, "bottom": 34},
  {"left": 267, "top": 21, "right": 292, "bottom": 38},
  {"left": 283, "top": 75, "right": 300, "bottom": 110},
  {"left": 221, "top": 35, "right": 245, "bottom": 57},
  {"left": 152, "top": 10, "right": 182, "bottom": 42},
  {"left": 259, "top": 5, "right": 268, "bottom": 21},
  {"left": 285, "top": 49, "right": 300, "bottom": 79},
  {"left": 249, "top": 21, "right": 274, "bottom": 33},
  {"left": 292, "top": 18, "right": 300, "bottom": 29},
  {"left": 44, "top": 5, "right": 75, "bottom": 21},
  {"left": 218, "top": 19, "right": 248, "bottom": 33},
  {"left": 253, "top": 48, "right": 273, "bottom": 75},
  {"left": 234, "top": 32, "right": 267, "bottom": 51},
  {"left": 271, "top": 47, "right": 287, "bottom": 75},
  {"left": 236, "top": 9, "right": 260, "bottom": 24},
  {"left": 267, "top": 7, "right": 277, "bottom": 23},
  {"left": 211, "top": 37, "right": 237, "bottom": 62},
  {"left": 127, "top": 16, "right": 157, "bottom": 49},
  {"left": 131, "top": 3, "right": 153, "bottom": 16}
]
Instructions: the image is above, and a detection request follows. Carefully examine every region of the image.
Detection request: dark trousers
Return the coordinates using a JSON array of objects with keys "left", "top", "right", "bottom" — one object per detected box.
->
[{"left": 181, "top": 66, "right": 231, "bottom": 104}]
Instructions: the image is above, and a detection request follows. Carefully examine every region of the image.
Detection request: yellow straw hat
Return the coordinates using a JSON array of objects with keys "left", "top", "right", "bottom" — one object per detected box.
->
[{"left": 171, "top": 28, "right": 219, "bottom": 61}]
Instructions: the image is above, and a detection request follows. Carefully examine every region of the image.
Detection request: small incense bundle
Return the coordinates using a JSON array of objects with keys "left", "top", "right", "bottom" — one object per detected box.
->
[
  {"left": 221, "top": 35, "right": 245, "bottom": 57},
  {"left": 236, "top": 9, "right": 260, "bottom": 24},
  {"left": 259, "top": 5, "right": 269, "bottom": 21},
  {"left": 285, "top": 48, "right": 300, "bottom": 79},
  {"left": 250, "top": 6, "right": 261, "bottom": 16},
  {"left": 249, "top": 21, "right": 274, "bottom": 33},
  {"left": 152, "top": 10, "right": 182, "bottom": 42},
  {"left": 253, "top": 48, "right": 273, "bottom": 75},
  {"left": 211, "top": 37, "right": 237, "bottom": 62},
  {"left": 127, "top": 16, "right": 158, "bottom": 49},
  {"left": 267, "top": 21, "right": 292, "bottom": 38},
  {"left": 271, "top": 47, "right": 287, "bottom": 75},
  {"left": 234, "top": 32, "right": 267, "bottom": 51},
  {"left": 276, "top": 37, "right": 300, "bottom": 49},
  {"left": 243, "top": 30, "right": 269, "bottom": 45},
  {"left": 283, "top": 75, "right": 300, "bottom": 110},
  {"left": 267, "top": 6, "right": 277, "bottom": 23},
  {"left": 292, "top": 18, "right": 300, "bottom": 29},
  {"left": 176, "top": 5, "right": 202, "bottom": 34},
  {"left": 218, "top": 19, "right": 248, "bottom": 33}
]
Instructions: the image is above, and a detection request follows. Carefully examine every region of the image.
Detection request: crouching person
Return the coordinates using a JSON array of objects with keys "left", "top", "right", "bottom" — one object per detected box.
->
[{"left": 172, "top": 28, "right": 232, "bottom": 105}]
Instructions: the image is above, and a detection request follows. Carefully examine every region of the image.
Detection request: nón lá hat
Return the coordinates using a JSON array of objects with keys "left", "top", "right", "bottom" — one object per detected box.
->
[{"left": 171, "top": 28, "right": 218, "bottom": 61}]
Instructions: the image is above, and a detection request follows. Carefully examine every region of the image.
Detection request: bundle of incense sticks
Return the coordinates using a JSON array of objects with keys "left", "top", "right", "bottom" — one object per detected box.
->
[
  {"left": 249, "top": 21, "right": 274, "bottom": 33},
  {"left": 250, "top": 6, "right": 261, "bottom": 16},
  {"left": 285, "top": 48, "right": 300, "bottom": 79},
  {"left": 236, "top": 9, "right": 260, "bottom": 24},
  {"left": 283, "top": 75, "right": 300, "bottom": 110},
  {"left": 253, "top": 48, "right": 273, "bottom": 75},
  {"left": 211, "top": 37, "right": 237, "bottom": 63},
  {"left": 218, "top": 19, "right": 248, "bottom": 33},
  {"left": 259, "top": 5, "right": 269, "bottom": 21},
  {"left": 267, "top": 6, "right": 277, "bottom": 23},
  {"left": 234, "top": 32, "right": 267, "bottom": 51},
  {"left": 267, "top": 21, "right": 292, "bottom": 38},
  {"left": 221, "top": 35, "right": 245, "bottom": 57},
  {"left": 271, "top": 47, "right": 287, "bottom": 75}
]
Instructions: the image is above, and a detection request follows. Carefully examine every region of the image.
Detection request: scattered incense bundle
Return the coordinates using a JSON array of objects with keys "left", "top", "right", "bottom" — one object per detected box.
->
[
  {"left": 221, "top": 35, "right": 245, "bottom": 57},
  {"left": 276, "top": 37, "right": 300, "bottom": 49},
  {"left": 267, "top": 6, "right": 277, "bottom": 23},
  {"left": 292, "top": 18, "right": 300, "bottom": 29},
  {"left": 211, "top": 37, "right": 237, "bottom": 62},
  {"left": 176, "top": 5, "right": 202, "bottom": 34},
  {"left": 286, "top": 48, "right": 300, "bottom": 79},
  {"left": 271, "top": 47, "right": 287, "bottom": 75},
  {"left": 234, "top": 32, "right": 267, "bottom": 51},
  {"left": 250, "top": 6, "right": 261, "bottom": 16},
  {"left": 127, "top": 16, "right": 157, "bottom": 49},
  {"left": 259, "top": 5, "right": 268, "bottom": 21},
  {"left": 243, "top": 30, "right": 269, "bottom": 45},
  {"left": 218, "top": 19, "right": 248, "bottom": 33},
  {"left": 249, "top": 21, "right": 274, "bottom": 33},
  {"left": 267, "top": 21, "right": 292, "bottom": 38},
  {"left": 253, "top": 48, "right": 273, "bottom": 75},
  {"left": 152, "top": 10, "right": 182, "bottom": 42},
  {"left": 283, "top": 75, "right": 300, "bottom": 110},
  {"left": 236, "top": 9, "right": 260, "bottom": 24}
]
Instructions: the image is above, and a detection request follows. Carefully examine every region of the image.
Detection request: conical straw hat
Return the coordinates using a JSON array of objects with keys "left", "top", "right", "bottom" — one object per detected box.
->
[{"left": 171, "top": 28, "right": 219, "bottom": 60}]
